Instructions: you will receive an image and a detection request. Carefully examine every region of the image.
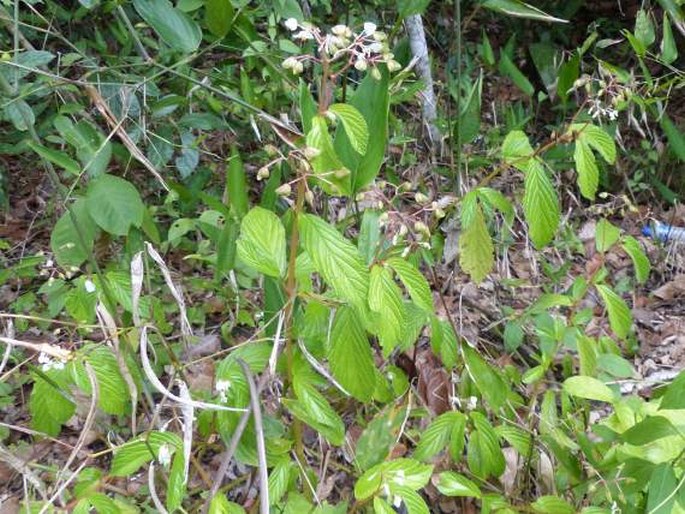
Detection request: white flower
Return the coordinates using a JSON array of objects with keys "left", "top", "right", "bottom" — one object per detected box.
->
[
  {"left": 157, "top": 444, "right": 171, "bottom": 467},
  {"left": 354, "top": 58, "right": 368, "bottom": 71},
  {"left": 331, "top": 24, "right": 350, "bottom": 37},
  {"left": 216, "top": 379, "right": 231, "bottom": 403},
  {"left": 284, "top": 18, "right": 299, "bottom": 31},
  {"left": 293, "top": 30, "right": 314, "bottom": 41},
  {"left": 363, "top": 22, "right": 377, "bottom": 36},
  {"left": 387, "top": 60, "right": 402, "bottom": 73},
  {"left": 38, "top": 351, "right": 65, "bottom": 372},
  {"left": 84, "top": 279, "right": 96, "bottom": 293},
  {"left": 282, "top": 57, "right": 304, "bottom": 74},
  {"left": 368, "top": 42, "right": 384, "bottom": 54}
]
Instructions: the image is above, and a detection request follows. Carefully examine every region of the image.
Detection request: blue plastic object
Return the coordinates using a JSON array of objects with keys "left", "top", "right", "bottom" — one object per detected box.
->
[{"left": 642, "top": 221, "right": 685, "bottom": 243}]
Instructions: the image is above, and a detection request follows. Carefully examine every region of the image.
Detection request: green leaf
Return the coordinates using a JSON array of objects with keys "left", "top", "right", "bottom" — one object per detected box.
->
[
  {"left": 74, "top": 346, "right": 129, "bottom": 415},
  {"left": 209, "top": 494, "right": 246, "bottom": 514},
  {"left": 383, "top": 459, "right": 434, "bottom": 490},
  {"left": 133, "top": 0, "right": 202, "bottom": 53},
  {"left": 51, "top": 199, "right": 98, "bottom": 269},
  {"left": 226, "top": 146, "right": 248, "bottom": 218},
  {"left": 482, "top": 0, "right": 568, "bottom": 23},
  {"left": 531, "top": 495, "right": 575, "bottom": 514},
  {"left": 660, "top": 114, "right": 685, "bottom": 162},
  {"left": 660, "top": 12, "right": 678, "bottom": 64},
  {"left": 328, "top": 104, "right": 369, "bottom": 155},
  {"left": 299, "top": 214, "right": 369, "bottom": 312},
  {"left": 307, "top": 115, "right": 349, "bottom": 195},
  {"left": 286, "top": 378, "right": 345, "bottom": 446},
  {"left": 414, "top": 411, "right": 466, "bottom": 461},
  {"left": 328, "top": 306, "right": 376, "bottom": 402},
  {"left": 358, "top": 210, "right": 382, "bottom": 265},
  {"left": 390, "top": 486, "right": 429, "bottom": 514},
  {"left": 373, "top": 498, "right": 396, "bottom": 514},
  {"left": 434, "top": 471, "right": 481, "bottom": 498},
  {"left": 166, "top": 450, "right": 186, "bottom": 512},
  {"left": 398, "top": 0, "right": 431, "bottom": 18},
  {"left": 386, "top": 258, "right": 433, "bottom": 312},
  {"left": 622, "top": 416, "right": 679, "bottom": 445},
  {"left": 369, "top": 265, "right": 406, "bottom": 354},
  {"left": 27, "top": 141, "right": 80, "bottom": 175},
  {"left": 467, "top": 415, "right": 505, "bottom": 479},
  {"left": 205, "top": 0, "right": 234, "bottom": 38},
  {"left": 595, "top": 219, "right": 620, "bottom": 253},
  {"left": 595, "top": 284, "right": 632, "bottom": 339},
  {"left": 268, "top": 459, "right": 295, "bottom": 505},
  {"left": 53, "top": 117, "right": 112, "bottom": 177},
  {"left": 635, "top": 9, "right": 656, "bottom": 50},
  {"left": 621, "top": 236, "right": 650, "bottom": 284},
  {"left": 573, "top": 139, "right": 599, "bottom": 200},
  {"left": 459, "top": 203, "right": 494, "bottom": 283},
  {"left": 659, "top": 370, "right": 685, "bottom": 410},
  {"left": 4, "top": 99, "right": 35, "bottom": 131},
  {"left": 462, "top": 343, "right": 506, "bottom": 409},
  {"left": 563, "top": 376, "right": 615, "bottom": 403},
  {"left": 30, "top": 370, "right": 75, "bottom": 436},
  {"left": 355, "top": 407, "right": 406, "bottom": 470},
  {"left": 110, "top": 432, "right": 181, "bottom": 476},
  {"left": 522, "top": 158, "right": 559, "bottom": 248},
  {"left": 498, "top": 53, "right": 534, "bottom": 97},
  {"left": 647, "top": 464, "right": 677, "bottom": 514},
  {"left": 86, "top": 175, "right": 144, "bottom": 236},
  {"left": 236, "top": 207, "right": 287, "bottom": 278}
]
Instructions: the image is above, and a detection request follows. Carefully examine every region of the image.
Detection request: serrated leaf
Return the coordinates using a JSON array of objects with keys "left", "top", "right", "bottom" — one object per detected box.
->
[
  {"left": 573, "top": 124, "right": 617, "bottom": 164},
  {"left": 390, "top": 486, "right": 429, "bottom": 514},
  {"left": 369, "top": 265, "right": 405, "bottom": 354},
  {"left": 414, "top": 411, "right": 466, "bottom": 461},
  {"left": 51, "top": 198, "right": 98, "bottom": 269},
  {"left": 268, "top": 459, "right": 294, "bottom": 505},
  {"left": 523, "top": 160, "right": 559, "bottom": 248},
  {"left": 30, "top": 370, "right": 75, "bottom": 436},
  {"left": 86, "top": 175, "right": 144, "bottom": 236},
  {"left": 373, "top": 498, "right": 396, "bottom": 514},
  {"left": 574, "top": 139, "right": 599, "bottom": 200},
  {"left": 382, "top": 459, "right": 434, "bottom": 490},
  {"left": 74, "top": 346, "right": 129, "bottom": 415},
  {"left": 110, "top": 432, "right": 181, "bottom": 476},
  {"left": 635, "top": 9, "right": 656, "bottom": 50},
  {"left": 621, "top": 235, "right": 650, "bottom": 284},
  {"left": 328, "top": 103, "right": 369, "bottom": 155},
  {"left": 307, "top": 115, "right": 349, "bottom": 195},
  {"left": 299, "top": 214, "right": 369, "bottom": 312},
  {"left": 286, "top": 379, "right": 345, "bottom": 445},
  {"left": 660, "top": 12, "right": 678, "bottom": 64},
  {"left": 621, "top": 416, "right": 679, "bottom": 445},
  {"left": 482, "top": 0, "right": 568, "bottom": 23},
  {"left": 328, "top": 306, "right": 376, "bottom": 402},
  {"left": 531, "top": 495, "right": 575, "bottom": 514},
  {"left": 459, "top": 203, "right": 493, "bottom": 283},
  {"left": 386, "top": 258, "right": 433, "bottom": 312},
  {"left": 166, "top": 450, "right": 186, "bottom": 511},
  {"left": 467, "top": 427, "right": 504, "bottom": 479},
  {"left": 595, "top": 219, "right": 620, "bottom": 253},
  {"left": 659, "top": 370, "right": 685, "bottom": 410},
  {"left": 647, "top": 463, "right": 677, "bottom": 514},
  {"left": 209, "top": 494, "right": 246, "bottom": 514},
  {"left": 595, "top": 284, "right": 632, "bottom": 338},
  {"left": 236, "top": 207, "right": 286, "bottom": 278},
  {"left": 133, "top": 0, "right": 202, "bottom": 53},
  {"left": 434, "top": 471, "right": 481, "bottom": 498},
  {"left": 563, "top": 376, "right": 615, "bottom": 403},
  {"left": 502, "top": 130, "right": 534, "bottom": 167}
]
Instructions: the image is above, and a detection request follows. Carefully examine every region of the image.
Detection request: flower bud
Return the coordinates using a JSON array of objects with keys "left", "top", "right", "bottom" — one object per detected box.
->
[
  {"left": 331, "top": 24, "right": 349, "bottom": 37},
  {"left": 284, "top": 18, "right": 299, "bottom": 31},
  {"left": 334, "top": 168, "right": 350, "bottom": 179},
  {"left": 303, "top": 146, "right": 321, "bottom": 159},
  {"left": 387, "top": 59, "right": 402, "bottom": 72},
  {"left": 414, "top": 192, "right": 429, "bottom": 204},
  {"left": 371, "top": 67, "right": 382, "bottom": 80},
  {"left": 354, "top": 58, "right": 368, "bottom": 71},
  {"left": 257, "top": 167, "right": 270, "bottom": 181},
  {"left": 305, "top": 190, "right": 315, "bottom": 206},
  {"left": 363, "top": 22, "right": 377, "bottom": 36},
  {"left": 293, "top": 30, "right": 314, "bottom": 41},
  {"left": 276, "top": 183, "right": 292, "bottom": 196}
]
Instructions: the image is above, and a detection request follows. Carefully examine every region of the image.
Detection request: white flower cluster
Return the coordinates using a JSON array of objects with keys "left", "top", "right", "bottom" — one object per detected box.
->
[
  {"left": 588, "top": 97, "right": 618, "bottom": 121},
  {"left": 282, "top": 18, "right": 402, "bottom": 78},
  {"left": 215, "top": 379, "right": 231, "bottom": 403},
  {"left": 38, "top": 351, "right": 66, "bottom": 372}
]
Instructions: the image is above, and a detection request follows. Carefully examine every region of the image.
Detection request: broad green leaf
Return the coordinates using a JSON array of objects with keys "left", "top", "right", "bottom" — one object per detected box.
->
[
  {"left": 459, "top": 203, "right": 493, "bottom": 283},
  {"left": 51, "top": 198, "right": 98, "bottom": 269},
  {"left": 595, "top": 219, "right": 620, "bottom": 253},
  {"left": 462, "top": 343, "right": 506, "bottom": 409},
  {"left": 110, "top": 432, "right": 182, "bottom": 476},
  {"left": 577, "top": 335, "right": 597, "bottom": 377},
  {"left": 659, "top": 370, "right": 685, "bottom": 410},
  {"left": 30, "top": 370, "right": 75, "bottom": 436},
  {"left": 495, "top": 424, "right": 532, "bottom": 456},
  {"left": 390, "top": 486, "right": 429, "bottom": 514},
  {"left": 65, "top": 279, "right": 97, "bottom": 324},
  {"left": 205, "top": 0, "right": 234, "bottom": 38},
  {"left": 621, "top": 416, "right": 679, "bottom": 445},
  {"left": 286, "top": 379, "right": 345, "bottom": 445},
  {"left": 563, "top": 376, "right": 615, "bottom": 403},
  {"left": 595, "top": 284, "right": 632, "bottom": 339},
  {"left": 576, "top": 124, "right": 617, "bottom": 164},
  {"left": 0, "top": 50, "right": 54, "bottom": 82},
  {"left": 86, "top": 175, "right": 144, "bottom": 236},
  {"left": 522, "top": 160, "right": 559, "bottom": 248},
  {"left": 635, "top": 9, "right": 656, "bottom": 50},
  {"left": 574, "top": 139, "right": 599, "bottom": 200},
  {"left": 27, "top": 141, "right": 80, "bottom": 175},
  {"left": 383, "top": 459, "right": 434, "bottom": 490},
  {"left": 73, "top": 346, "right": 129, "bottom": 415},
  {"left": 133, "top": 0, "right": 202, "bottom": 53},
  {"left": 477, "top": 187, "right": 514, "bottom": 222},
  {"left": 647, "top": 464, "right": 677, "bottom": 514},
  {"left": 373, "top": 498, "right": 396, "bottom": 514},
  {"left": 166, "top": 450, "right": 186, "bottom": 511},
  {"left": 387, "top": 257, "right": 433, "bottom": 312},
  {"left": 328, "top": 307, "right": 376, "bottom": 402},
  {"left": 431, "top": 317, "right": 459, "bottom": 369},
  {"left": 369, "top": 265, "right": 405, "bottom": 354},
  {"left": 358, "top": 210, "right": 382, "bottom": 265},
  {"left": 414, "top": 411, "right": 466, "bottom": 461},
  {"left": 299, "top": 81, "right": 317, "bottom": 134},
  {"left": 482, "top": 0, "right": 568, "bottom": 23},
  {"left": 236, "top": 207, "right": 286, "bottom": 278},
  {"left": 621, "top": 236, "right": 650, "bottom": 284},
  {"left": 307, "top": 115, "right": 349, "bottom": 195},
  {"left": 661, "top": 12, "right": 678, "bottom": 64},
  {"left": 268, "top": 459, "right": 295, "bottom": 505},
  {"left": 531, "top": 495, "right": 575, "bottom": 514},
  {"left": 328, "top": 103, "right": 369, "bottom": 155},
  {"left": 5, "top": 99, "right": 35, "bottom": 132},
  {"left": 356, "top": 407, "right": 406, "bottom": 470},
  {"left": 467, "top": 421, "right": 504, "bottom": 479},
  {"left": 53, "top": 117, "right": 112, "bottom": 177},
  {"left": 355, "top": 465, "right": 383, "bottom": 500},
  {"left": 299, "top": 214, "right": 369, "bottom": 312},
  {"left": 434, "top": 471, "right": 481, "bottom": 498},
  {"left": 398, "top": 0, "right": 431, "bottom": 17},
  {"left": 502, "top": 130, "right": 534, "bottom": 167},
  {"left": 209, "top": 494, "right": 246, "bottom": 514}
]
